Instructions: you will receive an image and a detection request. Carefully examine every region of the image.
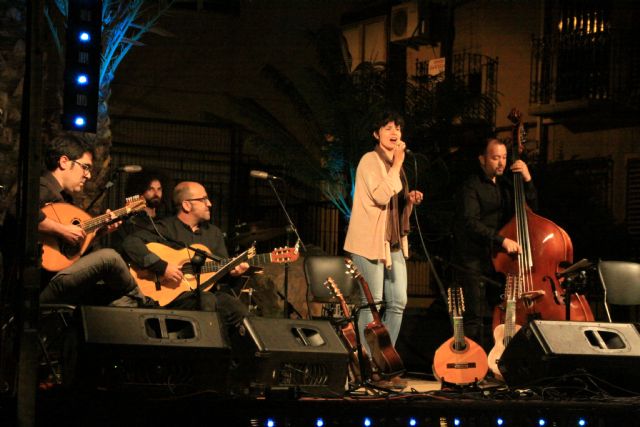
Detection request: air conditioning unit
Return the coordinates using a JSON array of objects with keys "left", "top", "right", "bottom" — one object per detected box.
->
[{"left": 390, "top": 1, "right": 420, "bottom": 42}]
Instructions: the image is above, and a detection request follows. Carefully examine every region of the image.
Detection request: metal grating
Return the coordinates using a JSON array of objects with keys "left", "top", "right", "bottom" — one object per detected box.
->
[{"left": 108, "top": 116, "right": 237, "bottom": 231}]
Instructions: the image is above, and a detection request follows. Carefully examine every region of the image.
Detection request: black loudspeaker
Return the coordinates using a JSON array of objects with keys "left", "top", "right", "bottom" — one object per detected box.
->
[
  {"left": 498, "top": 320, "right": 640, "bottom": 393},
  {"left": 232, "top": 317, "right": 349, "bottom": 397},
  {"left": 64, "top": 306, "right": 231, "bottom": 393}
]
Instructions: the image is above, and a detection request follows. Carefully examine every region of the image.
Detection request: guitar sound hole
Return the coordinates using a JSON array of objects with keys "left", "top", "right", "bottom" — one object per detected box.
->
[
  {"left": 453, "top": 342, "right": 468, "bottom": 352},
  {"left": 59, "top": 241, "right": 81, "bottom": 258}
]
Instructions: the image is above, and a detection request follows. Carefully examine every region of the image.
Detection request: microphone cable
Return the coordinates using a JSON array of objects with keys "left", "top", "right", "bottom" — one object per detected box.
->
[{"left": 405, "top": 150, "right": 451, "bottom": 326}]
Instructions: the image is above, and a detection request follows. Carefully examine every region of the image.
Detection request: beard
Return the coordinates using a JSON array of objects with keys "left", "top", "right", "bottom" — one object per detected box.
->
[{"left": 146, "top": 197, "right": 162, "bottom": 209}]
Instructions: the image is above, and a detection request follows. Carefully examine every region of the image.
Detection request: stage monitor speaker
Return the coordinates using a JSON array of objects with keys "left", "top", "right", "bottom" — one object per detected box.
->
[
  {"left": 232, "top": 317, "right": 349, "bottom": 397},
  {"left": 64, "top": 306, "right": 231, "bottom": 393},
  {"left": 498, "top": 320, "right": 640, "bottom": 393}
]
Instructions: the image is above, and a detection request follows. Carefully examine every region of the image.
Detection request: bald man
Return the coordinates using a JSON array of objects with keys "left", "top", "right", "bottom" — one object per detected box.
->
[{"left": 122, "top": 181, "right": 249, "bottom": 324}]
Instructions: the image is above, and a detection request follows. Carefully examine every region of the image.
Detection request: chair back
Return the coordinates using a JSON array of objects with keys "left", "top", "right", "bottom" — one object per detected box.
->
[
  {"left": 597, "top": 260, "right": 640, "bottom": 321},
  {"left": 304, "top": 256, "right": 358, "bottom": 303}
]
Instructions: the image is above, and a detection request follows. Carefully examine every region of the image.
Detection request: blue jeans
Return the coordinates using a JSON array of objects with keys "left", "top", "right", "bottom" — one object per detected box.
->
[
  {"left": 350, "top": 251, "right": 407, "bottom": 350},
  {"left": 40, "top": 248, "right": 148, "bottom": 307}
]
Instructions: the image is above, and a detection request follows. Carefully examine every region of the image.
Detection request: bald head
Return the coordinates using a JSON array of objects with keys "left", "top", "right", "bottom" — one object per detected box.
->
[
  {"left": 173, "top": 181, "right": 199, "bottom": 206},
  {"left": 174, "top": 181, "right": 212, "bottom": 226}
]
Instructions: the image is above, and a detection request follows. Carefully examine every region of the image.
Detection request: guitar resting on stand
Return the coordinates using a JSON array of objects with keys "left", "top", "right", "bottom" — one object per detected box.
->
[
  {"left": 433, "top": 286, "right": 488, "bottom": 387},
  {"left": 344, "top": 258, "right": 405, "bottom": 381},
  {"left": 324, "top": 277, "right": 374, "bottom": 387}
]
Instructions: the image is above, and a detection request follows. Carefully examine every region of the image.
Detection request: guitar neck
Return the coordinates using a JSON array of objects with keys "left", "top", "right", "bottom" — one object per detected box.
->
[
  {"left": 356, "top": 276, "right": 383, "bottom": 324},
  {"left": 200, "top": 251, "right": 272, "bottom": 274},
  {"left": 81, "top": 205, "right": 131, "bottom": 233},
  {"left": 504, "top": 299, "right": 516, "bottom": 343},
  {"left": 453, "top": 315, "right": 466, "bottom": 350},
  {"left": 337, "top": 295, "right": 351, "bottom": 319}
]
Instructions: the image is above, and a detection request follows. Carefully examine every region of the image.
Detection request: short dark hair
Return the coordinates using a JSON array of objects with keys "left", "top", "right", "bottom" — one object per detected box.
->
[
  {"left": 43, "top": 133, "right": 95, "bottom": 171},
  {"left": 125, "top": 169, "right": 169, "bottom": 196},
  {"left": 478, "top": 137, "right": 506, "bottom": 156},
  {"left": 372, "top": 110, "right": 405, "bottom": 133}
]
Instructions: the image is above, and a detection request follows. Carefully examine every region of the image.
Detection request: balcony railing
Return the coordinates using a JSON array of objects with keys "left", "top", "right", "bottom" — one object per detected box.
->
[
  {"left": 530, "top": 29, "right": 639, "bottom": 111},
  {"left": 413, "top": 52, "right": 499, "bottom": 125}
]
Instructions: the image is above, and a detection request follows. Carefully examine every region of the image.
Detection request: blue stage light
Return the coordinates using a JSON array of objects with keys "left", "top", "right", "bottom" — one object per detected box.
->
[
  {"left": 79, "top": 31, "right": 90, "bottom": 42},
  {"left": 408, "top": 417, "right": 417, "bottom": 426},
  {"left": 538, "top": 419, "right": 546, "bottom": 426},
  {"left": 73, "top": 116, "right": 86, "bottom": 127},
  {"left": 578, "top": 419, "right": 587, "bottom": 426},
  {"left": 266, "top": 419, "right": 275, "bottom": 427},
  {"left": 363, "top": 417, "right": 372, "bottom": 426},
  {"left": 316, "top": 418, "right": 324, "bottom": 427},
  {"left": 496, "top": 417, "right": 504, "bottom": 425},
  {"left": 76, "top": 74, "right": 88, "bottom": 85},
  {"left": 453, "top": 418, "right": 461, "bottom": 426}
]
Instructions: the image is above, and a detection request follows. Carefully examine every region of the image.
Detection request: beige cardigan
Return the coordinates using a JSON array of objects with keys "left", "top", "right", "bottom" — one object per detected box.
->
[{"left": 344, "top": 151, "right": 409, "bottom": 267}]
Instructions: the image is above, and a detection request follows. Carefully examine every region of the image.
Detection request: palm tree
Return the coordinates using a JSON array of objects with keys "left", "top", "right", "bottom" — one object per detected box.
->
[{"left": 45, "top": 0, "right": 174, "bottom": 211}]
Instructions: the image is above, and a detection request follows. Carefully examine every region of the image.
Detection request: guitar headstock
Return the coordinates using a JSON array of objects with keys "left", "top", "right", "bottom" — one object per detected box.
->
[
  {"left": 448, "top": 286, "right": 465, "bottom": 317},
  {"left": 344, "top": 258, "right": 361, "bottom": 279},
  {"left": 247, "top": 243, "right": 257, "bottom": 260},
  {"left": 323, "top": 276, "right": 343, "bottom": 300},
  {"left": 505, "top": 273, "right": 523, "bottom": 301},
  {"left": 270, "top": 246, "right": 299, "bottom": 264},
  {"left": 124, "top": 195, "right": 147, "bottom": 213}
]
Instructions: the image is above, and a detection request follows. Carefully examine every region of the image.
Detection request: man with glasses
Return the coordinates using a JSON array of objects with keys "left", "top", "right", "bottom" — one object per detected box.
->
[
  {"left": 30, "top": 133, "right": 151, "bottom": 307},
  {"left": 122, "top": 181, "right": 250, "bottom": 325}
]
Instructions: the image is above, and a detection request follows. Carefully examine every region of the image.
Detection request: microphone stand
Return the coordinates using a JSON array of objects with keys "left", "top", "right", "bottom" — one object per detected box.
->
[
  {"left": 87, "top": 169, "right": 119, "bottom": 211},
  {"left": 266, "top": 178, "right": 306, "bottom": 319},
  {"left": 190, "top": 251, "right": 206, "bottom": 307}
]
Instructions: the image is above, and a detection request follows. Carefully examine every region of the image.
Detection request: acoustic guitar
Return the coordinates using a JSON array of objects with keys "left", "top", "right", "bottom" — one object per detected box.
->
[
  {"left": 130, "top": 242, "right": 298, "bottom": 306},
  {"left": 433, "top": 286, "right": 488, "bottom": 385},
  {"left": 324, "top": 276, "right": 374, "bottom": 384},
  {"left": 487, "top": 274, "right": 522, "bottom": 380},
  {"left": 344, "top": 258, "right": 405, "bottom": 378},
  {"left": 41, "top": 195, "right": 146, "bottom": 272}
]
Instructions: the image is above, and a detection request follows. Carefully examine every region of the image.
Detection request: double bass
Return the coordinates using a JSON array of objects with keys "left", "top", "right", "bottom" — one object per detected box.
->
[{"left": 492, "top": 109, "right": 594, "bottom": 328}]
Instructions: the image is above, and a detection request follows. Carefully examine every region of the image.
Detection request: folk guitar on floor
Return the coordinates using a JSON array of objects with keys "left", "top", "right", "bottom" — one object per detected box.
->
[
  {"left": 324, "top": 276, "right": 374, "bottom": 384},
  {"left": 344, "top": 258, "right": 405, "bottom": 379},
  {"left": 41, "top": 195, "right": 146, "bottom": 272},
  {"left": 487, "top": 274, "right": 522, "bottom": 381},
  {"left": 130, "top": 242, "right": 299, "bottom": 306},
  {"left": 433, "top": 286, "right": 488, "bottom": 386}
]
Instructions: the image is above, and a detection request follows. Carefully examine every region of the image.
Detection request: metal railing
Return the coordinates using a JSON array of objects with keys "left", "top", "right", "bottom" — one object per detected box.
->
[{"left": 530, "top": 29, "right": 639, "bottom": 107}]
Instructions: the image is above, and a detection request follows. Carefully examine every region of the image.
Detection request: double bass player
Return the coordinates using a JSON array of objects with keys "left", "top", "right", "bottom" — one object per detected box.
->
[{"left": 452, "top": 137, "right": 537, "bottom": 351}]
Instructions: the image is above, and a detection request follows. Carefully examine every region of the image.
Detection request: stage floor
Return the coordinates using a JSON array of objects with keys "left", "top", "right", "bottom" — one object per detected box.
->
[{"left": 6, "top": 373, "right": 635, "bottom": 427}]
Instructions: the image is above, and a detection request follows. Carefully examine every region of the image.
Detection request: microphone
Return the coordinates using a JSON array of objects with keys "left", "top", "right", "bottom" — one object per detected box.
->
[
  {"left": 556, "top": 258, "right": 592, "bottom": 278},
  {"left": 250, "top": 170, "right": 281, "bottom": 180},
  {"left": 117, "top": 165, "right": 142, "bottom": 173},
  {"left": 405, "top": 148, "right": 413, "bottom": 154}
]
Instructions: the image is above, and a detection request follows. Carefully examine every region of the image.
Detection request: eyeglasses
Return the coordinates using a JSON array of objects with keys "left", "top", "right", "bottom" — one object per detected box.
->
[
  {"left": 71, "top": 160, "right": 93, "bottom": 175},
  {"left": 186, "top": 196, "right": 210, "bottom": 204}
]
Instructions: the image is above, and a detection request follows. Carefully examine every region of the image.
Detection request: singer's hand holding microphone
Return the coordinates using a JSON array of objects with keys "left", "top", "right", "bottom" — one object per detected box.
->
[{"left": 392, "top": 140, "right": 412, "bottom": 169}]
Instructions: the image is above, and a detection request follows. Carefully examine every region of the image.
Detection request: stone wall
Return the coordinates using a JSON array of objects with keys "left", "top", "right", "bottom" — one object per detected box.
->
[{"left": 0, "top": 2, "right": 25, "bottom": 223}]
